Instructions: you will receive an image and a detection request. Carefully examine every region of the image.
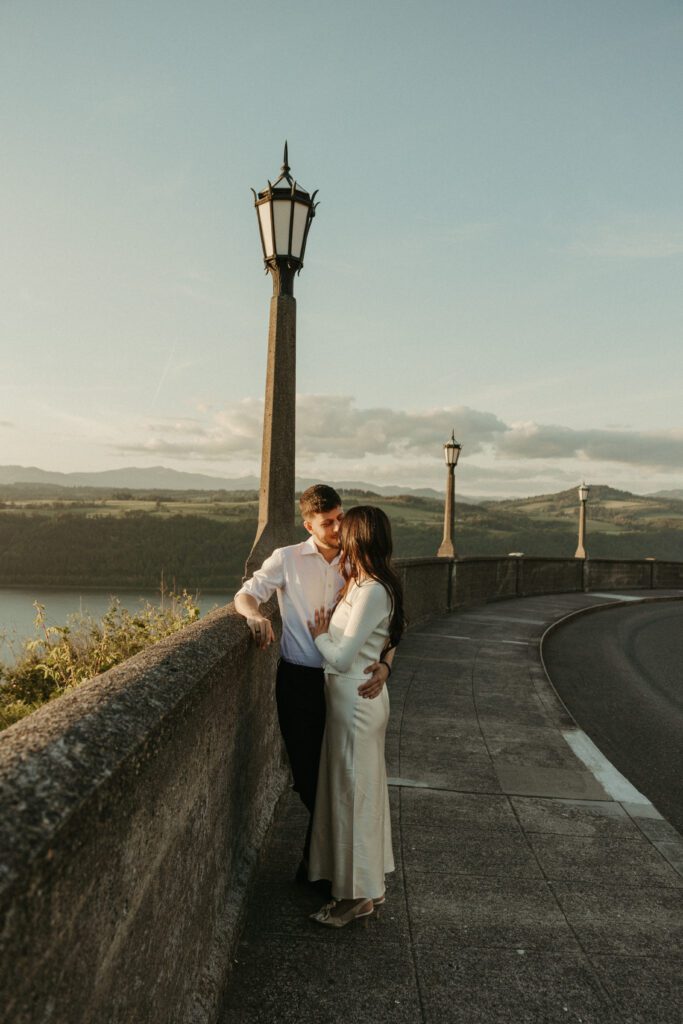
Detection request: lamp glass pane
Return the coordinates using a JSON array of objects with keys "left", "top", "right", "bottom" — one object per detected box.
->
[
  {"left": 445, "top": 443, "right": 460, "bottom": 466},
  {"left": 272, "top": 199, "right": 292, "bottom": 255},
  {"left": 290, "top": 201, "right": 309, "bottom": 259},
  {"left": 257, "top": 202, "right": 274, "bottom": 258}
]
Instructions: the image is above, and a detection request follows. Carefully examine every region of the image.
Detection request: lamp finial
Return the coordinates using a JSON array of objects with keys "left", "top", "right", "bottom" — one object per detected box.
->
[{"left": 281, "top": 141, "right": 290, "bottom": 175}]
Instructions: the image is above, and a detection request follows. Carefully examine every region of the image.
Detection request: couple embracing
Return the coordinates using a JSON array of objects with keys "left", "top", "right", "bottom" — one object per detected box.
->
[{"left": 235, "top": 484, "right": 404, "bottom": 928}]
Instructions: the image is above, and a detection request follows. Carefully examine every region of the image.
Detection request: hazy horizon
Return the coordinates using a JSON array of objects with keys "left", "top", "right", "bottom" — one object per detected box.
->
[{"left": 1, "top": 460, "right": 680, "bottom": 502}]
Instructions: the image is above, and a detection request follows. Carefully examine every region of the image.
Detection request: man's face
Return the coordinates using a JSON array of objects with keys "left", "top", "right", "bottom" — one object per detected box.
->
[{"left": 304, "top": 506, "right": 344, "bottom": 553}]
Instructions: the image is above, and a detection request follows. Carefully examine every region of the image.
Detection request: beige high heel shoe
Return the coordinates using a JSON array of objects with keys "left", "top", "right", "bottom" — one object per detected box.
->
[{"left": 310, "top": 897, "right": 374, "bottom": 928}]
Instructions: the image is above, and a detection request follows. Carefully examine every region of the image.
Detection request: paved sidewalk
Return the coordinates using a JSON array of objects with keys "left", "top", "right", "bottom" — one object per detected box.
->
[{"left": 220, "top": 592, "right": 683, "bottom": 1024}]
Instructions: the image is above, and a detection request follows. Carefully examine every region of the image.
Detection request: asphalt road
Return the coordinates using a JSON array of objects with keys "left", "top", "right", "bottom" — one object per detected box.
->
[{"left": 543, "top": 598, "right": 683, "bottom": 834}]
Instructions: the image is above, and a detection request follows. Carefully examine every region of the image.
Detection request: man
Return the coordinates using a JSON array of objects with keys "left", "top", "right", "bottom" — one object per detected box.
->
[{"left": 234, "top": 484, "right": 393, "bottom": 883}]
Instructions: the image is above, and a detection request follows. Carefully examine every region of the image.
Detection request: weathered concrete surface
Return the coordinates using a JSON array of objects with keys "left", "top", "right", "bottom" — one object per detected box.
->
[
  {"left": 451, "top": 554, "right": 585, "bottom": 608},
  {"left": 518, "top": 557, "right": 583, "bottom": 597},
  {"left": 396, "top": 557, "right": 452, "bottom": 624},
  {"left": 445, "top": 556, "right": 682, "bottom": 613},
  {"left": 653, "top": 560, "right": 683, "bottom": 588},
  {"left": 0, "top": 605, "right": 287, "bottom": 1024},
  {"left": 450, "top": 556, "right": 518, "bottom": 608},
  {"left": 585, "top": 559, "right": 652, "bottom": 591},
  {"left": 221, "top": 591, "right": 683, "bottom": 1024}
]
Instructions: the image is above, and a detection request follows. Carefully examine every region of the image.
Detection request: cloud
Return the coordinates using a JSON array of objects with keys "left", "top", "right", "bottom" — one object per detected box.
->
[
  {"left": 293, "top": 397, "right": 505, "bottom": 459},
  {"left": 497, "top": 421, "right": 683, "bottom": 468},
  {"left": 115, "top": 398, "right": 506, "bottom": 462},
  {"left": 113, "top": 395, "right": 683, "bottom": 473}
]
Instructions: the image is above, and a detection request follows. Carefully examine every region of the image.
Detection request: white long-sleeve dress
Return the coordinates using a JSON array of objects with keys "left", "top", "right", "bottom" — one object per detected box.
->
[{"left": 309, "top": 579, "right": 395, "bottom": 900}]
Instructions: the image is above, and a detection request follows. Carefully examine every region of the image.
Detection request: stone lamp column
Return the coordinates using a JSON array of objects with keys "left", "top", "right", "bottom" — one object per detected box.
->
[
  {"left": 575, "top": 482, "right": 590, "bottom": 559},
  {"left": 437, "top": 430, "right": 462, "bottom": 558},
  {"left": 244, "top": 145, "right": 318, "bottom": 579}
]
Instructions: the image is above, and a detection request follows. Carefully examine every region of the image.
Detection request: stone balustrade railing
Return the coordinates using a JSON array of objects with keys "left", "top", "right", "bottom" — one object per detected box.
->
[{"left": 1, "top": 555, "right": 682, "bottom": 1024}]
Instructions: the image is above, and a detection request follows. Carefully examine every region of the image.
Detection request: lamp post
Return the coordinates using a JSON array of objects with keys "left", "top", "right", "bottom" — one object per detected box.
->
[
  {"left": 244, "top": 144, "right": 318, "bottom": 578},
  {"left": 437, "top": 430, "right": 462, "bottom": 558},
  {"left": 575, "top": 482, "right": 589, "bottom": 559}
]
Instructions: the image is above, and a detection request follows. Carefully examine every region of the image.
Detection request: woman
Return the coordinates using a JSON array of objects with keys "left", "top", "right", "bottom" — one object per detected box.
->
[{"left": 306, "top": 505, "right": 404, "bottom": 928}]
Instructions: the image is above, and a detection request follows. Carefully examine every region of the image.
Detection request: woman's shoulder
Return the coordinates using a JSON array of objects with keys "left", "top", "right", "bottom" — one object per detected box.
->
[{"left": 353, "top": 579, "right": 391, "bottom": 606}]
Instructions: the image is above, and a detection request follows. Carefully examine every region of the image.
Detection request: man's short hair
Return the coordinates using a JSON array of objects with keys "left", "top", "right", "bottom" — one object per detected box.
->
[{"left": 299, "top": 484, "right": 342, "bottom": 519}]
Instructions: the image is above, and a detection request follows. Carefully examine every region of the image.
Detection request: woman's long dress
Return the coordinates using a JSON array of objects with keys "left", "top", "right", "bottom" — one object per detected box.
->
[{"left": 309, "top": 580, "right": 395, "bottom": 900}]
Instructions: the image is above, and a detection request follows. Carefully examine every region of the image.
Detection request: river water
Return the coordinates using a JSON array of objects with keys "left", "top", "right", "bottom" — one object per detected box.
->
[{"left": 0, "top": 587, "right": 234, "bottom": 666}]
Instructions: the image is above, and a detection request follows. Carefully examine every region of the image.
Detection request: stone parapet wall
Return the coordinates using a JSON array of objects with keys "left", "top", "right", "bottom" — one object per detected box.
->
[
  {"left": 0, "top": 606, "right": 286, "bottom": 1024},
  {"left": 453, "top": 555, "right": 682, "bottom": 609},
  {"left": 653, "top": 561, "right": 683, "bottom": 588},
  {"left": 584, "top": 558, "right": 652, "bottom": 591},
  {"left": 450, "top": 556, "right": 518, "bottom": 607},
  {"left": 395, "top": 556, "right": 451, "bottom": 624},
  {"left": 518, "top": 557, "right": 584, "bottom": 597}
]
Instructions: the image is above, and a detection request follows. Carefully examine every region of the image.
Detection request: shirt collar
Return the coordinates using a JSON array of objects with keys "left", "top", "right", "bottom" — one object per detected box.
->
[
  {"left": 302, "top": 535, "right": 341, "bottom": 566},
  {"left": 302, "top": 535, "right": 319, "bottom": 555}
]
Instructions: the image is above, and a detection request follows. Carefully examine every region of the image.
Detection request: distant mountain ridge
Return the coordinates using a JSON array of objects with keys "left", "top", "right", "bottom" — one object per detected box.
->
[
  {"left": 0, "top": 463, "right": 458, "bottom": 500},
  {"left": 648, "top": 489, "right": 683, "bottom": 501},
  {"left": 3, "top": 465, "right": 677, "bottom": 507},
  {"left": 0, "top": 464, "right": 261, "bottom": 491},
  {"left": 487, "top": 484, "right": 651, "bottom": 510}
]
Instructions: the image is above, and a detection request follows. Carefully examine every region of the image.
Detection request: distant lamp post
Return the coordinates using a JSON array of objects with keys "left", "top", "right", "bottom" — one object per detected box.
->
[
  {"left": 245, "top": 144, "right": 318, "bottom": 578},
  {"left": 575, "top": 482, "right": 590, "bottom": 559},
  {"left": 437, "top": 430, "right": 462, "bottom": 558}
]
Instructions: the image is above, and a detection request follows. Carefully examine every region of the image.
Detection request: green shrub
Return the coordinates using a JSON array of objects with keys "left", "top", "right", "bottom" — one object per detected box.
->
[{"left": 0, "top": 590, "right": 200, "bottom": 732}]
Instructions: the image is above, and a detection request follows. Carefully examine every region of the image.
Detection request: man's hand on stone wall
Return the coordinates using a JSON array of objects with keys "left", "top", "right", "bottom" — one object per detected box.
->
[{"left": 246, "top": 615, "right": 275, "bottom": 650}]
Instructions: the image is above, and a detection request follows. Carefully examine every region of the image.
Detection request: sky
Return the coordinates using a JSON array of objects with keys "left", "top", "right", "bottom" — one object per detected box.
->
[{"left": 1, "top": 0, "right": 681, "bottom": 497}]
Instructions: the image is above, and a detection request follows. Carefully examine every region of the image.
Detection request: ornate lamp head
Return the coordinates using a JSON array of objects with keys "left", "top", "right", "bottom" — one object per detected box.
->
[
  {"left": 444, "top": 430, "right": 462, "bottom": 467},
  {"left": 252, "top": 142, "right": 318, "bottom": 278}
]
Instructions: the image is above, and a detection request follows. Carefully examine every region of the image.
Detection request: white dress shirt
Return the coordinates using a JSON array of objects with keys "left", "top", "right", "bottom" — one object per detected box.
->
[
  {"left": 235, "top": 536, "right": 343, "bottom": 668},
  {"left": 314, "top": 580, "right": 391, "bottom": 679}
]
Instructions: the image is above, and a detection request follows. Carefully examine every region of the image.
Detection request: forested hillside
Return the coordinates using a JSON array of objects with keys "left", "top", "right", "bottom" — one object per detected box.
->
[
  {"left": 0, "top": 514, "right": 255, "bottom": 589},
  {"left": 1, "top": 483, "right": 682, "bottom": 590}
]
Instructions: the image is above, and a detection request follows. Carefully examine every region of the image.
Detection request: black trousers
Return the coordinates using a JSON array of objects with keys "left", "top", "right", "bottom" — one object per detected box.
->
[{"left": 275, "top": 657, "right": 326, "bottom": 861}]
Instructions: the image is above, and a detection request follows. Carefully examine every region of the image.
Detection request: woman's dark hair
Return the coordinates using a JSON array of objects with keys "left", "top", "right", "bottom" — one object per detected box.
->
[{"left": 338, "top": 505, "right": 405, "bottom": 654}]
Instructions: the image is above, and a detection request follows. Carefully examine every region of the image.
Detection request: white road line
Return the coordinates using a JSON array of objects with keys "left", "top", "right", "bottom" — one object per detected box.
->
[
  {"left": 561, "top": 728, "right": 653, "bottom": 805},
  {"left": 417, "top": 632, "right": 533, "bottom": 647},
  {"left": 457, "top": 615, "right": 548, "bottom": 626},
  {"left": 589, "top": 592, "right": 650, "bottom": 602}
]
